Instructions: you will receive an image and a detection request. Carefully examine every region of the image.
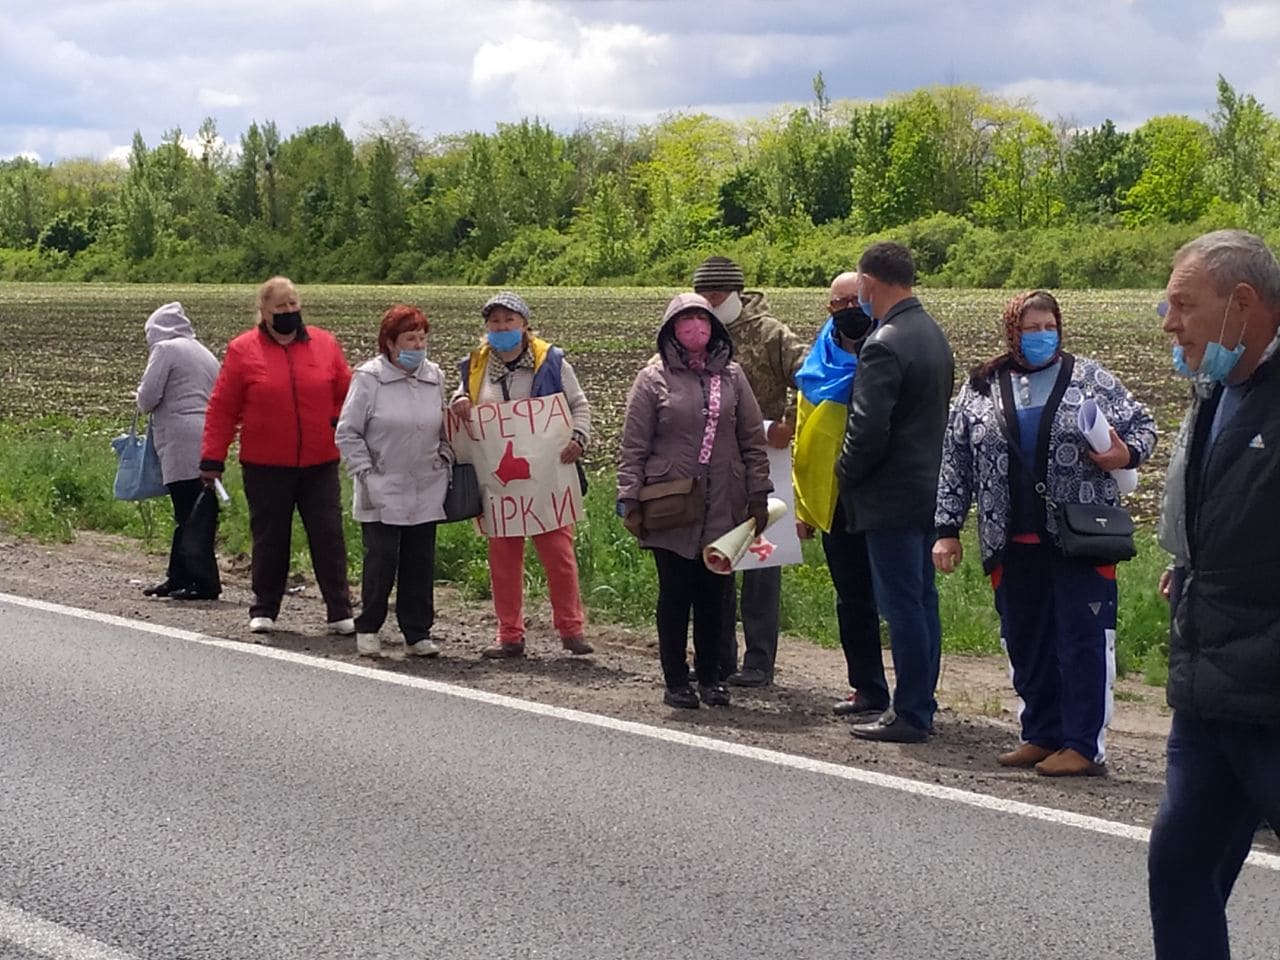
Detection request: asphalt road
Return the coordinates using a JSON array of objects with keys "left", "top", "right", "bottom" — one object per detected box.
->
[{"left": 2, "top": 600, "right": 1277, "bottom": 960}]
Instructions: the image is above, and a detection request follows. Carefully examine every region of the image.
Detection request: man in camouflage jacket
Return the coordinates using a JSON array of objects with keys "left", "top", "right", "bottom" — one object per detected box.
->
[{"left": 692, "top": 256, "right": 808, "bottom": 686}]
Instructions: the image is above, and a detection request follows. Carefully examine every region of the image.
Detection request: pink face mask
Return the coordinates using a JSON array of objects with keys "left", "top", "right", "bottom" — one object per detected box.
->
[{"left": 674, "top": 313, "right": 712, "bottom": 353}]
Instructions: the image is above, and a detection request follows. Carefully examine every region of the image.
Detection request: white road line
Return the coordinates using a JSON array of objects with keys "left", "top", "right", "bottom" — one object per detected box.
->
[
  {"left": 0, "top": 901, "right": 142, "bottom": 960},
  {"left": 4, "top": 590, "right": 1279, "bottom": 874}
]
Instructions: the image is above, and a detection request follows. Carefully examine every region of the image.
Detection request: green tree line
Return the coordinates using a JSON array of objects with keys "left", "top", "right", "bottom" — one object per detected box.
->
[{"left": 3, "top": 75, "right": 1279, "bottom": 288}]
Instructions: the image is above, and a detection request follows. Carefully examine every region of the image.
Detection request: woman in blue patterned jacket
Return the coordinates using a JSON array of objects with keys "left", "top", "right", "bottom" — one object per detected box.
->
[{"left": 932, "top": 290, "right": 1157, "bottom": 777}]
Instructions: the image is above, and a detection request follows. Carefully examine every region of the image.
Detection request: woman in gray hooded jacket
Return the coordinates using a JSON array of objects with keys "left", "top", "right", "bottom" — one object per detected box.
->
[{"left": 136, "top": 302, "right": 222, "bottom": 600}]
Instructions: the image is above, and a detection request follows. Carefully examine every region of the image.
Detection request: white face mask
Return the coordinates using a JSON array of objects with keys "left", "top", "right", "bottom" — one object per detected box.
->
[{"left": 711, "top": 291, "right": 742, "bottom": 324}]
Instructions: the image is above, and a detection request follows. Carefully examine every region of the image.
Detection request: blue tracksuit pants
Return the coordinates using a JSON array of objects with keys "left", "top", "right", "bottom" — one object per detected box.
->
[{"left": 992, "top": 540, "right": 1117, "bottom": 762}]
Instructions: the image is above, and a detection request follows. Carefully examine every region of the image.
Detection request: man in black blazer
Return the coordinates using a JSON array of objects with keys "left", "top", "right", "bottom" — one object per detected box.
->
[{"left": 837, "top": 242, "right": 955, "bottom": 743}]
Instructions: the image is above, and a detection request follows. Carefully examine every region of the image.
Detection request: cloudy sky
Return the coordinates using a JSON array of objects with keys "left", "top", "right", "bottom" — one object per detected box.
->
[{"left": 3, "top": 0, "right": 1279, "bottom": 162}]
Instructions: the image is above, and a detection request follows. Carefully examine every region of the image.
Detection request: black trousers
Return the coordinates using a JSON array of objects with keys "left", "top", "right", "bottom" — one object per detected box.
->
[
  {"left": 821, "top": 502, "right": 888, "bottom": 706},
  {"left": 165, "top": 478, "right": 220, "bottom": 594},
  {"left": 652, "top": 548, "right": 734, "bottom": 689},
  {"left": 354, "top": 521, "right": 438, "bottom": 642},
  {"left": 241, "top": 461, "right": 352, "bottom": 622},
  {"left": 719, "top": 566, "right": 783, "bottom": 677}
]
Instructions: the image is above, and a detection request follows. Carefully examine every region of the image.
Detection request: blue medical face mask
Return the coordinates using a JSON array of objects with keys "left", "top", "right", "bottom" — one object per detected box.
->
[
  {"left": 486, "top": 328, "right": 524, "bottom": 352},
  {"left": 1171, "top": 345, "right": 1195, "bottom": 378},
  {"left": 396, "top": 347, "right": 425, "bottom": 371},
  {"left": 1019, "top": 330, "right": 1060, "bottom": 367},
  {"left": 857, "top": 285, "right": 875, "bottom": 320},
  {"left": 1197, "top": 295, "right": 1247, "bottom": 384},
  {"left": 1171, "top": 294, "right": 1247, "bottom": 383}
]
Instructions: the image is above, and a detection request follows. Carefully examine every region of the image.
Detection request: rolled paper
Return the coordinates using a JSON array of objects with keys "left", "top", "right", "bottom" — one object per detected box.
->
[
  {"left": 1078, "top": 399, "right": 1138, "bottom": 495},
  {"left": 703, "top": 497, "right": 789, "bottom": 574},
  {"left": 213, "top": 478, "right": 232, "bottom": 504}
]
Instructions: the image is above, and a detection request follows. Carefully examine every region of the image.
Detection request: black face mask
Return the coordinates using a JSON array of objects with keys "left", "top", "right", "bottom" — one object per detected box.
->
[
  {"left": 270, "top": 310, "right": 302, "bottom": 335},
  {"left": 832, "top": 306, "right": 873, "bottom": 342}
]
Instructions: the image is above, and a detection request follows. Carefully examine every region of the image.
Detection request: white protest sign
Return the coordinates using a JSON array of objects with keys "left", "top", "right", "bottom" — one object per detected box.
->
[
  {"left": 731, "top": 441, "right": 803, "bottom": 571},
  {"left": 446, "top": 393, "right": 583, "bottom": 538}
]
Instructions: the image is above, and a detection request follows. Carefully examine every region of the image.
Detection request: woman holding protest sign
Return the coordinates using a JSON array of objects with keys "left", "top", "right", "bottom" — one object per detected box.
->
[
  {"left": 336, "top": 304, "right": 451, "bottom": 659},
  {"left": 616, "top": 293, "right": 772, "bottom": 710},
  {"left": 932, "top": 289, "right": 1156, "bottom": 776},
  {"left": 449, "top": 291, "right": 593, "bottom": 659}
]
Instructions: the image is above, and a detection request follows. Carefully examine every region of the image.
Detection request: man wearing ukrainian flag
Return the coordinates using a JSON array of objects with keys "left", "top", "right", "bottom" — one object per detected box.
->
[{"left": 793, "top": 271, "right": 889, "bottom": 719}]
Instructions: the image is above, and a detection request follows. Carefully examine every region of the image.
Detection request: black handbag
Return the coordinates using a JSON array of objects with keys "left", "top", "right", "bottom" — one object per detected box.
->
[
  {"left": 442, "top": 462, "right": 482, "bottom": 522},
  {"left": 994, "top": 371, "right": 1136, "bottom": 565},
  {"left": 1048, "top": 500, "right": 1137, "bottom": 564}
]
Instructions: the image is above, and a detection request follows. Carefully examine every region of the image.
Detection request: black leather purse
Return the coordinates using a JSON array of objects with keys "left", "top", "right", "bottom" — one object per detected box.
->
[
  {"left": 994, "top": 374, "right": 1136, "bottom": 565},
  {"left": 1047, "top": 500, "right": 1137, "bottom": 564},
  {"left": 442, "top": 462, "right": 482, "bottom": 522}
]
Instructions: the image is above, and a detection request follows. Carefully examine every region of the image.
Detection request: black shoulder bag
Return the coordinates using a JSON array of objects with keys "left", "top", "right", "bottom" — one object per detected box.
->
[{"left": 994, "top": 362, "right": 1136, "bottom": 565}]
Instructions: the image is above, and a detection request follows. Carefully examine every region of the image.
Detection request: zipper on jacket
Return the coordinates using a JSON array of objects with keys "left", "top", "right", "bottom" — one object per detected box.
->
[{"left": 282, "top": 341, "right": 303, "bottom": 467}]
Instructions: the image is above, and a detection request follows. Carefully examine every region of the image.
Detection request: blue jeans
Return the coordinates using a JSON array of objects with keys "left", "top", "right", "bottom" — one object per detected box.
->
[
  {"left": 1148, "top": 711, "right": 1280, "bottom": 959},
  {"left": 864, "top": 526, "right": 942, "bottom": 731}
]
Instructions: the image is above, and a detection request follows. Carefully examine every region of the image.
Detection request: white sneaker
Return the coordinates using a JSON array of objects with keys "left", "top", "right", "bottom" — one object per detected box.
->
[
  {"left": 407, "top": 639, "right": 440, "bottom": 658},
  {"left": 249, "top": 617, "right": 275, "bottom": 634},
  {"left": 328, "top": 617, "right": 356, "bottom": 636},
  {"left": 355, "top": 633, "right": 381, "bottom": 657}
]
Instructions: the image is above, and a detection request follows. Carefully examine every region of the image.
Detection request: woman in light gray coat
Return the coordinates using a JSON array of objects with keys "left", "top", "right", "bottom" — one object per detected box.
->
[
  {"left": 136, "top": 302, "right": 221, "bottom": 600},
  {"left": 336, "top": 304, "right": 451, "bottom": 659},
  {"left": 617, "top": 293, "right": 772, "bottom": 709}
]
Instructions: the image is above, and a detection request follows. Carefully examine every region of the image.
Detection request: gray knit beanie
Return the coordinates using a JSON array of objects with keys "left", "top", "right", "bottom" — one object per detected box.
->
[{"left": 691, "top": 256, "right": 745, "bottom": 293}]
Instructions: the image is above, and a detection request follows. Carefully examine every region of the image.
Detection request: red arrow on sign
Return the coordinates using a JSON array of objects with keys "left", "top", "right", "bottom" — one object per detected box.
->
[{"left": 493, "top": 440, "right": 532, "bottom": 487}]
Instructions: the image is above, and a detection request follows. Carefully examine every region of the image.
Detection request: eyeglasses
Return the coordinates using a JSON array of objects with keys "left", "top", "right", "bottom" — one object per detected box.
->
[
  {"left": 828, "top": 295, "right": 858, "bottom": 310},
  {"left": 1156, "top": 301, "right": 1169, "bottom": 318}
]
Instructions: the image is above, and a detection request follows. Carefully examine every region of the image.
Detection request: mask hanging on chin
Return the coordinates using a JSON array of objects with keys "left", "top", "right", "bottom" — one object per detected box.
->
[
  {"left": 711, "top": 291, "right": 742, "bottom": 325},
  {"left": 1187, "top": 295, "right": 1249, "bottom": 384}
]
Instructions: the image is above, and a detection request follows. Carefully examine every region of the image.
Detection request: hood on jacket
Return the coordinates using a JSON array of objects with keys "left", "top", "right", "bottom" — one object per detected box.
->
[
  {"left": 145, "top": 302, "right": 195, "bottom": 347},
  {"left": 656, "top": 292, "right": 734, "bottom": 368}
]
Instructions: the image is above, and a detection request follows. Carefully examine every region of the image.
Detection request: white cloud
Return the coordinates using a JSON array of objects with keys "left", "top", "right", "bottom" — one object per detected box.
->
[
  {"left": 198, "top": 88, "right": 246, "bottom": 109},
  {"left": 1218, "top": 3, "right": 1280, "bottom": 41},
  {"left": 471, "top": 14, "right": 672, "bottom": 115}
]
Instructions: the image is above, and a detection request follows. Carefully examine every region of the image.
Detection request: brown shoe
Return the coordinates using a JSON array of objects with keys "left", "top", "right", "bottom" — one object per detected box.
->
[
  {"left": 1034, "top": 748, "right": 1107, "bottom": 778},
  {"left": 481, "top": 641, "right": 526, "bottom": 659},
  {"left": 997, "top": 743, "right": 1056, "bottom": 768},
  {"left": 561, "top": 636, "right": 594, "bottom": 656}
]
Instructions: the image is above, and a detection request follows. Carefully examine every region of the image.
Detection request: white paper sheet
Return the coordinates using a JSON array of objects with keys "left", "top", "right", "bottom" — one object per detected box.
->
[{"left": 1077, "top": 399, "right": 1138, "bottom": 494}]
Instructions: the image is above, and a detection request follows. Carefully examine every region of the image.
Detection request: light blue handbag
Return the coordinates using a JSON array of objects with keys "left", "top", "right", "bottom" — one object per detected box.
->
[{"left": 112, "top": 411, "right": 167, "bottom": 500}]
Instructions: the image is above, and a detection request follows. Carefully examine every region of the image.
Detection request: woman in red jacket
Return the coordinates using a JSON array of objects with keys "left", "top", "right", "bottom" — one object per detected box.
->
[{"left": 200, "top": 276, "right": 355, "bottom": 636}]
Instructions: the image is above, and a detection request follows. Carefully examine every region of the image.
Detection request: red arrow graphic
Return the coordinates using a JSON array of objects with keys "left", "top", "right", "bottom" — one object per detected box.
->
[{"left": 493, "top": 440, "right": 532, "bottom": 487}]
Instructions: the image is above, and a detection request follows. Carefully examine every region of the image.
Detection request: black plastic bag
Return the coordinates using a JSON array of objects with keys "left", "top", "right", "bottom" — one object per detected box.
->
[{"left": 179, "top": 487, "right": 222, "bottom": 594}]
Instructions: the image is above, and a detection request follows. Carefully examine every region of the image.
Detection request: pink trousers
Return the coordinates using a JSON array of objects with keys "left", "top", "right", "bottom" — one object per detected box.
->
[{"left": 488, "top": 525, "right": 585, "bottom": 644}]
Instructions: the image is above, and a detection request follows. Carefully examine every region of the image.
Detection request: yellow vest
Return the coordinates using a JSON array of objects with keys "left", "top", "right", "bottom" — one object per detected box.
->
[{"left": 792, "top": 393, "right": 848, "bottom": 532}]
